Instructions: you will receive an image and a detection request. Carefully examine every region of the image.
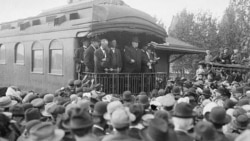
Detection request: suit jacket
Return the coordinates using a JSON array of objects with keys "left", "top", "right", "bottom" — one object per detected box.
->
[
  {"left": 84, "top": 45, "right": 95, "bottom": 72},
  {"left": 175, "top": 130, "right": 194, "bottom": 141},
  {"left": 94, "top": 47, "right": 109, "bottom": 73},
  {"left": 123, "top": 46, "right": 142, "bottom": 73},
  {"left": 74, "top": 47, "right": 85, "bottom": 73},
  {"left": 141, "top": 49, "right": 150, "bottom": 73},
  {"left": 109, "top": 48, "right": 122, "bottom": 69}
]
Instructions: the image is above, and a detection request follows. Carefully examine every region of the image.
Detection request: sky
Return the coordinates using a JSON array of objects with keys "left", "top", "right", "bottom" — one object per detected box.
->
[{"left": 0, "top": 0, "right": 230, "bottom": 28}]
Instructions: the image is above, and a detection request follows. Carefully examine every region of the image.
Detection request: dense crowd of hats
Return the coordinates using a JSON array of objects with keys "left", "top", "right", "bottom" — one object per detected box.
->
[{"left": 1, "top": 76, "right": 250, "bottom": 141}]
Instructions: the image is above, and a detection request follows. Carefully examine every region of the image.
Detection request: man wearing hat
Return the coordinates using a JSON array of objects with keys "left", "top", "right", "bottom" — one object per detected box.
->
[
  {"left": 84, "top": 37, "right": 100, "bottom": 72},
  {"left": 220, "top": 47, "right": 231, "bottom": 64},
  {"left": 75, "top": 39, "right": 88, "bottom": 79},
  {"left": 172, "top": 102, "right": 196, "bottom": 141},
  {"left": 123, "top": 36, "right": 142, "bottom": 73},
  {"left": 102, "top": 108, "right": 140, "bottom": 141},
  {"left": 94, "top": 39, "right": 110, "bottom": 73},
  {"left": 208, "top": 106, "right": 233, "bottom": 141},
  {"left": 92, "top": 101, "right": 108, "bottom": 138},
  {"left": 108, "top": 39, "right": 123, "bottom": 73},
  {"left": 63, "top": 108, "right": 97, "bottom": 141}
]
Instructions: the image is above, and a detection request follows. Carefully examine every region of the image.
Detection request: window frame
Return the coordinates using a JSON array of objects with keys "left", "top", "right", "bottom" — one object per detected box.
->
[
  {"left": 15, "top": 42, "right": 25, "bottom": 65},
  {"left": 49, "top": 40, "right": 64, "bottom": 75},
  {"left": 31, "top": 42, "right": 44, "bottom": 74},
  {"left": 0, "top": 44, "right": 6, "bottom": 64}
]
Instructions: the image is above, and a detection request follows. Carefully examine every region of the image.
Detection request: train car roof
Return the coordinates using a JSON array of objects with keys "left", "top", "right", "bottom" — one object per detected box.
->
[
  {"left": 156, "top": 36, "right": 206, "bottom": 54},
  {"left": 0, "top": 0, "right": 167, "bottom": 41}
]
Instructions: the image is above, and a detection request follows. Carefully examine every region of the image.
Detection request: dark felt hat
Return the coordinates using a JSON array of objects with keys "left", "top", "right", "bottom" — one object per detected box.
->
[
  {"left": 48, "top": 105, "right": 65, "bottom": 115},
  {"left": 209, "top": 106, "right": 231, "bottom": 125},
  {"left": 123, "top": 91, "right": 133, "bottom": 102},
  {"left": 74, "top": 80, "right": 82, "bottom": 87},
  {"left": 92, "top": 101, "right": 108, "bottom": 116},
  {"left": 9, "top": 104, "right": 24, "bottom": 117},
  {"left": 63, "top": 108, "right": 93, "bottom": 129},
  {"left": 173, "top": 102, "right": 196, "bottom": 118},
  {"left": 172, "top": 86, "right": 181, "bottom": 95},
  {"left": 223, "top": 99, "right": 236, "bottom": 109},
  {"left": 202, "top": 88, "right": 211, "bottom": 97},
  {"left": 140, "top": 118, "right": 178, "bottom": 141},
  {"left": 24, "top": 108, "right": 41, "bottom": 123},
  {"left": 22, "top": 103, "right": 33, "bottom": 112},
  {"left": 195, "top": 121, "right": 223, "bottom": 141},
  {"left": 138, "top": 95, "right": 149, "bottom": 105},
  {"left": 68, "top": 79, "right": 75, "bottom": 87}
]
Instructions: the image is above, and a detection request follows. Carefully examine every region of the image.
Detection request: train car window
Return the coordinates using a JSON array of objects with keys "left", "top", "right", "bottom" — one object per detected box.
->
[
  {"left": 0, "top": 44, "right": 6, "bottom": 64},
  {"left": 32, "top": 42, "right": 43, "bottom": 73},
  {"left": 15, "top": 43, "right": 25, "bottom": 65},
  {"left": 49, "top": 40, "right": 63, "bottom": 75}
]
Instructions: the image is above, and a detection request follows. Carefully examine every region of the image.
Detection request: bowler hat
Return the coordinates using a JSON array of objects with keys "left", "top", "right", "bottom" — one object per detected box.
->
[
  {"left": 202, "top": 88, "right": 211, "bottom": 97},
  {"left": 232, "top": 114, "right": 249, "bottom": 130},
  {"left": 74, "top": 80, "right": 82, "bottom": 87},
  {"left": 92, "top": 101, "right": 108, "bottom": 116},
  {"left": 140, "top": 118, "right": 178, "bottom": 141},
  {"left": 48, "top": 105, "right": 65, "bottom": 115},
  {"left": 123, "top": 91, "right": 133, "bottom": 102},
  {"left": 172, "top": 86, "right": 180, "bottom": 95},
  {"left": 63, "top": 109, "right": 93, "bottom": 129},
  {"left": 138, "top": 95, "right": 149, "bottom": 105},
  {"left": 0, "top": 96, "right": 17, "bottom": 108},
  {"left": 22, "top": 103, "right": 33, "bottom": 112},
  {"left": 68, "top": 79, "right": 74, "bottom": 87},
  {"left": 29, "top": 122, "right": 65, "bottom": 141},
  {"left": 209, "top": 106, "right": 231, "bottom": 125},
  {"left": 173, "top": 102, "right": 196, "bottom": 118}
]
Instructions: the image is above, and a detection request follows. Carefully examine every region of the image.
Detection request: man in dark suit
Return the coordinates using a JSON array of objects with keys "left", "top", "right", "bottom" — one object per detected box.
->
[
  {"left": 141, "top": 45, "right": 151, "bottom": 73},
  {"left": 74, "top": 40, "right": 89, "bottom": 79},
  {"left": 84, "top": 38, "right": 99, "bottom": 72},
  {"left": 94, "top": 39, "right": 110, "bottom": 73},
  {"left": 123, "top": 37, "right": 142, "bottom": 73},
  {"left": 109, "top": 39, "right": 122, "bottom": 73}
]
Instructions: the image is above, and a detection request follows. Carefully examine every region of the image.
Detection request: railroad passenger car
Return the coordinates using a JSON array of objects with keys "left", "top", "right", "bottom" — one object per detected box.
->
[{"left": 0, "top": 0, "right": 167, "bottom": 93}]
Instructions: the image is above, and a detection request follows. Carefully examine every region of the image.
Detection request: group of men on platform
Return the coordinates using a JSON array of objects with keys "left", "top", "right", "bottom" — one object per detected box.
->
[{"left": 75, "top": 37, "right": 159, "bottom": 76}]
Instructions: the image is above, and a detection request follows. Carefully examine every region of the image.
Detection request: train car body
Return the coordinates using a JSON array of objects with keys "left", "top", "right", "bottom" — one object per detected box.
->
[{"left": 0, "top": 0, "right": 167, "bottom": 93}]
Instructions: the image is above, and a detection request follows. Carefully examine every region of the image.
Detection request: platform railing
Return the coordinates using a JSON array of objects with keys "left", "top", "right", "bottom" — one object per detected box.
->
[{"left": 82, "top": 72, "right": 168, "bottom": 94}]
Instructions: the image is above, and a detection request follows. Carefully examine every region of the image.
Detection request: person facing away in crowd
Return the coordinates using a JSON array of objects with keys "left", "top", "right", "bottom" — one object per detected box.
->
[
  {"left": 94, "top": 39, "right": 110, "bottom": 73},
  {"left": 108, "top": 39, "right": 123, "bottom": 73},
  {"left": 84, "top": 38, "right": 100, "bottom": 72},
  {"left": 123, "top": 36, "right": 142, "bottom": 73}
]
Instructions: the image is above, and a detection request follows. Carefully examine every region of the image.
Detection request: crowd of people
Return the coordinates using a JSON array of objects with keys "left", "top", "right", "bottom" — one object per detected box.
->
[
  {"left": 75, "top": 37, "right": 159, "bottom": 78},
  {"left": 205, "top": 46, "right": 250, "bottom": 65},
  {"left": 1, "top": 67, "right": 250, "bottom": 141}
]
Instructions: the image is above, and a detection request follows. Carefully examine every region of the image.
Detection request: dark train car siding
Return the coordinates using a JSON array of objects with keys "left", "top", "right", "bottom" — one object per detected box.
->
[{"left": 0, "top": 32, "right": 77, "bottom": 93}]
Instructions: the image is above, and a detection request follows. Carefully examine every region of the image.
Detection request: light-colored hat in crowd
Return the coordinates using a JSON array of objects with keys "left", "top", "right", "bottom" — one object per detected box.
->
[
  {"left": 110, "top": 107, "right": 135, "bottom": 129},
  {"left": 41, "top": 103, "right": 55, "bottom": 117},
  {"left": 156, "top": 94, "right": 175, "bottom": 107},
  {"left": 28, "top": 122, "right": 65, "bottom": 141},
  {"left": 43, "top": 94, "right": 54, "bottom": 104},
  {"left": 31, "top": 98, "right": 45, "bottom": 108},
  {"left": 103, "top": 101, "right": 123, "bottom": 120},
  {"left": 0, "top": 96, "right": 17, "bottom": 108},
  {"left": 203, "top": 102, "right": 218, "bottom": 116}
]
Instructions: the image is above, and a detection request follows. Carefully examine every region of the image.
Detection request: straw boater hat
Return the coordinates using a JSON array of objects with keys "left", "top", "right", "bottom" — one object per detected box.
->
[{"left": 0, "top": 96, "right": 17, "bottom": 108}]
